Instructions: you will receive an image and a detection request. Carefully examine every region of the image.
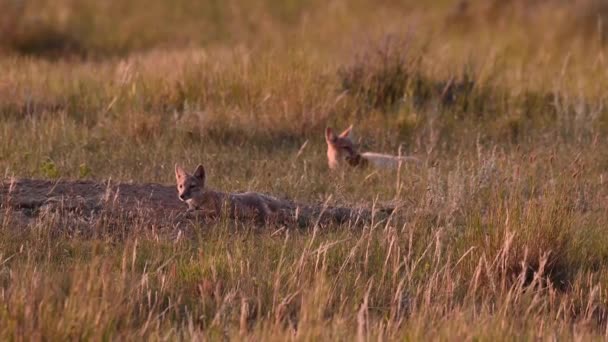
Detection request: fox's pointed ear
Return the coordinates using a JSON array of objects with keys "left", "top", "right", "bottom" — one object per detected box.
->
[
  {"left": 339, "top": 124, "right": 353, "bottom": 138},
  {"left": 325, "top": 127, "right": 336, "bottom": 143},
  {"left": 193, "top": 164, "right": 206, "bottom": 184},
  {"left": 175, "top": 164, "right": 187, "bottom": 180}
]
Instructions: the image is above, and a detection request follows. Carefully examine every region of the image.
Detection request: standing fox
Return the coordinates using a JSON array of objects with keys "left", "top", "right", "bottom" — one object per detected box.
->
[
  {"left": 175, "top": 164, "right": 294, "bottom": 224},
  {"left": 325, "top": 125, "right": 419, "bottom": 170}
]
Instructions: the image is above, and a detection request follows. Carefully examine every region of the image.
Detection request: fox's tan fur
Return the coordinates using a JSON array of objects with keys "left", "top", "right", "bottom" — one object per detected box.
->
[
  {"left": 325, "top": 125, "right": 419, "bottom": 170},
  {"left": 175, "top": 164, "right": 294, "bottom": 225}
]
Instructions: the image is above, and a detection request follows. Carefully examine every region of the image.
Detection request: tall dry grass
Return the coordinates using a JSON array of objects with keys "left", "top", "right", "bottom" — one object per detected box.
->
[{"left": 2, "top": 0, "right": 608, "bottom": 339}]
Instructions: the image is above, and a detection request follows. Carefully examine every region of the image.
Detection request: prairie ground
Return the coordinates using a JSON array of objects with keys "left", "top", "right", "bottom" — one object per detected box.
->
[{"left": 2, "top": 0, "right": 608, "bottom": 340}]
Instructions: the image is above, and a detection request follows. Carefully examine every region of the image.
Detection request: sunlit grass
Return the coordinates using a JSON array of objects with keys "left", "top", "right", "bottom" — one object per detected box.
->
[{"left": 2, "top": 0, "right": 608, "bottom": 339}]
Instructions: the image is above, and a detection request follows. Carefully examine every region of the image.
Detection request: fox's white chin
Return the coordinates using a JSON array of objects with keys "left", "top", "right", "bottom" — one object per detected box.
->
[{"left": 185, "top": 200, "right": 198, "bottom": 210}]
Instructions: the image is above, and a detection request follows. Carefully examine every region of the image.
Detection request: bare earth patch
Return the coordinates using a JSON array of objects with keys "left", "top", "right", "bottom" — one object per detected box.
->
[{"left": 0, "top": 178, "right": 185, "bottom": 228}]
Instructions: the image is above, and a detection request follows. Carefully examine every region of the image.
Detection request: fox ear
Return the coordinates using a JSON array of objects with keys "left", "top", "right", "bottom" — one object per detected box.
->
[
  {"left": 339, "top": 124, "right": 353, "bottom": 138},
  {"left": 325, "top": 127, "right": 336, "bottom": 143},
  {"left": 193, "top": 164, "right": 206, "bottom": 184},
  {"left": 175, "top": 164, "right": 187, "bottom": 180}
]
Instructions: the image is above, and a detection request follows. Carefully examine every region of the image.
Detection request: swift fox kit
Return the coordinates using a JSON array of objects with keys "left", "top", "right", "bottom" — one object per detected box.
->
[
  {"left": 175, "top": 164, "right": 294, "bottom": 224},
  {"left": 325, "top": 125, "right": 419, "bottom": 170},
  {"left": 175, "top": 164, "right": 395, "bottom": 226}
]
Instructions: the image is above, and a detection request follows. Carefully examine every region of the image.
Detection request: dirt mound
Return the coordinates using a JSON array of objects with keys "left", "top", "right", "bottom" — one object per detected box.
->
[
  {"left": 1, "top": 178, "right": 184, "bottom": 227},
  {"left": 1, "top": 178, "right": 182, "bottom": 211},
  {"left": 0, "top": 178, "right": 392, "bottom": 229}
]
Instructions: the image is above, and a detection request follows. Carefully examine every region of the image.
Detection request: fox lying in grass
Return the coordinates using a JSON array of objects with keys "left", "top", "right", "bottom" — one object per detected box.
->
[
  {"left": 325, "top": 125, "right": 419, "bottom": 170},
  {"left": 175, "top": 164, "right": 295, "bottom": 225},
  {"left": 175, "top": 163, "right": 394, "bottom": 226}
]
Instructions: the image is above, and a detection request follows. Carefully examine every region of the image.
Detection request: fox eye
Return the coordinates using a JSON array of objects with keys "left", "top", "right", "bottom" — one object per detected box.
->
[{"left": 179, "top": 185, "right": 183, "bottom": 189}]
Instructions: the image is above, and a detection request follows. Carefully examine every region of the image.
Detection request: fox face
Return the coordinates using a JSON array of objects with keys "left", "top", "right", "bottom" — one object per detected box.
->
[
  {"left": 175, "top": 164, "right": 205, "bottom": 205},
  {"left": 325, "top": 125, "right": 358, "bottom": 169}
]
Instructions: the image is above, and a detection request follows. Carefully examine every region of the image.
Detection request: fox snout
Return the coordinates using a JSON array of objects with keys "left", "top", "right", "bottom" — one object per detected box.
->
[
  {"left": 177, "top": 185, "right": 196, "bottom": 202},
  {"left": 178, "top": 191, "right": 189, "bottom": 201}
]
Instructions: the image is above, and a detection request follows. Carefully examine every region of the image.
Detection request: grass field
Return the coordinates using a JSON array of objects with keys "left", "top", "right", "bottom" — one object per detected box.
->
[{"left": 2, "top": 0, "right": 608, "bottom": 339}]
